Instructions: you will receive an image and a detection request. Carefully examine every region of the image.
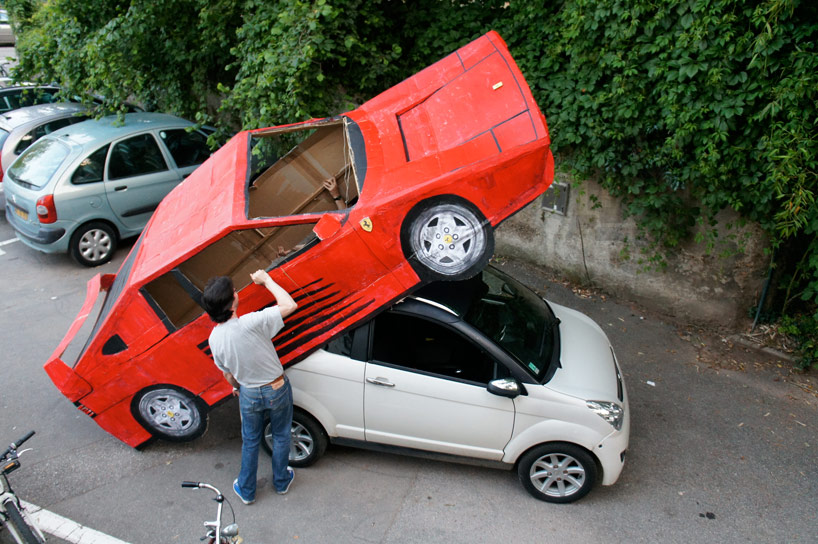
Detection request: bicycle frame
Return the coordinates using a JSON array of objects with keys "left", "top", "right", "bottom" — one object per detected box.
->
[{"left": 1, "top": 431, "right": 46, "bottom": 544}]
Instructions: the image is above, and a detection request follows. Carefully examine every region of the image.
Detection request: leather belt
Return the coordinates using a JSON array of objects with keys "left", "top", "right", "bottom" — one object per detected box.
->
[{"left": 265, "top": 375, "right": 285, "bottom": 390}]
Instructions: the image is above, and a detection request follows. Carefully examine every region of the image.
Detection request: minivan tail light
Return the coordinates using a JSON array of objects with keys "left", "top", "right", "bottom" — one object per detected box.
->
[{"left": 36, "top": 194, "right": 58, "bottom": 223}]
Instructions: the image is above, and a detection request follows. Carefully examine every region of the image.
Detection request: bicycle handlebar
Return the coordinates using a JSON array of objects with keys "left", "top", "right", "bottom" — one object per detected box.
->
[
  {"left": 181, "top": 481, "right": 220, "bottom": 495},
  {"left": 2, "top": 430, "right": 35, "bottom": 459}
]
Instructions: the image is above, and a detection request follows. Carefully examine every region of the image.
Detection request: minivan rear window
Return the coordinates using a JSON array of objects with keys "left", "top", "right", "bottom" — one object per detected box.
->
[{"left": 7, "top": 138, "right": 70, "bottom": 189}]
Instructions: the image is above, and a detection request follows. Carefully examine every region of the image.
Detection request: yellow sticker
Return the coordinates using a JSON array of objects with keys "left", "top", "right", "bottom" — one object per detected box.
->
[
  {"left": 492, "top": 81, "right": 504, "bottom": 90},
  {"left": 360, "top": 217, "right": 373, "bottom": 232}
]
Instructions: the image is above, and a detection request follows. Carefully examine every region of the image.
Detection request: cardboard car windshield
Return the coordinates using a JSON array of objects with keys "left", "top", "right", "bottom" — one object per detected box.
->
[{"left": 45, "top": 31, "right": 556, "bottom": 447}]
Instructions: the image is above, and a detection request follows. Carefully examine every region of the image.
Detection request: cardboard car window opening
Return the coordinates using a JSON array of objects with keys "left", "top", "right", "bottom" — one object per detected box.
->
[{"left": 44, "top": 31, "right": 556, "bottom": 447}]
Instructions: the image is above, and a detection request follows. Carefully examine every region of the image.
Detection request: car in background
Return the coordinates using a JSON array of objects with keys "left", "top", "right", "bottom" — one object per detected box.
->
[
  {"left": 3, "top": 112, "right": 213, "bottom": 266},
  {"left": 40, "top": 31, "right": 555, "bottom": 449},
  {"left": 0, "top": 102, "right": 90, "bottom": 185},
  {"left": 0, "top": 85, "right": 61, "bottom": 113},
  {"left": 253, "top": 265, "right": 628, "bottom": 503},
  {"left": 0, "top": 9, "right": 14, "bottom": 45}
]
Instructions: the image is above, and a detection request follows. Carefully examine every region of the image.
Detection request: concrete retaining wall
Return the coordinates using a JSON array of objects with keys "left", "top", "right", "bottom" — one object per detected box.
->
[{"left": 495, "top": 174, "right": 769, "bottom": 327}]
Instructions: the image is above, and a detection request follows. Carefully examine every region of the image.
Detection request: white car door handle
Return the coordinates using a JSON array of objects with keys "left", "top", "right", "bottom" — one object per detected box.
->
[{"left": 366, "top": 377, "right": 395, "bottom": 387}]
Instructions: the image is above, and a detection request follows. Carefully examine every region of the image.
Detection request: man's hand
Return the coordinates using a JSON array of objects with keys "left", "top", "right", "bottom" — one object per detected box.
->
[
  {"left": 224, "top": 371, "right": 240, "bottom": 396},
  {"left": 324, "top": 177, "right": 346, "bottom": 209},
  {"left": 251, "top": 269, "right": 271, "bottom": 285},
  {"left": 323, "top": 177, "right": 340, "bottom": 198},
  {"left": 250, "top": 270, "right": 298, "bottom": 318}
]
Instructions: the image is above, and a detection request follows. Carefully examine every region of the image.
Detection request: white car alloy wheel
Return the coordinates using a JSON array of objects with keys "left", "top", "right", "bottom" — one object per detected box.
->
[
  {"left": 517, "top": 443, "right": 597, "bottom": 503},
  {"left": 263, "top": 410, "right": 328, "bottom": 467}
]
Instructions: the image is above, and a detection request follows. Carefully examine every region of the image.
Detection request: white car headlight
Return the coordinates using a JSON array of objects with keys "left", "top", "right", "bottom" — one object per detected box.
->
[{"left": 586, "top": 400, "right": 624, "bottom": 431}]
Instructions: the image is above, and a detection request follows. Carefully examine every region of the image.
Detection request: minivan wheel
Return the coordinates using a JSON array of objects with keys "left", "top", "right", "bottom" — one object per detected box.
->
[
  {"left": 517, "top": 443, "right": 597, "bottom": 503},
  {"left": 132, "top": 386, "right": 208, "bottom": 442},
  {"left": 70, "top": 222, "right": 117, "bottom": 267},
  {"left": 263, "top": 410, "right": 328, "bottom": 467}
]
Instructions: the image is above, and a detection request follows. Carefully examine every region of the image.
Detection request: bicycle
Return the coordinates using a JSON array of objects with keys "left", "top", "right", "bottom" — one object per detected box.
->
[
  {"left": 181, "top": 481, "right": 243, "bottom": 543},
  {"left": 1, "top": 430, "right": 46, "bottom": 543}
]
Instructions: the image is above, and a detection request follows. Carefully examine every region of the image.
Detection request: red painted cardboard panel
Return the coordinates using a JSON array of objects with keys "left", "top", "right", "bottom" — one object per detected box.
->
[{"left": 43, "top": 30, "right": 556, "bottom": 448}]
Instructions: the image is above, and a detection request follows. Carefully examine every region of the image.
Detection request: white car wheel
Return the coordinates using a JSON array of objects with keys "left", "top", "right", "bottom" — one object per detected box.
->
[{"left": 518, "top": 443, "right": 597, "bottom": 503}]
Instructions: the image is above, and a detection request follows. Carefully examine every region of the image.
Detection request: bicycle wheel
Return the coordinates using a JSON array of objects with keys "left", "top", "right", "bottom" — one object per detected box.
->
[{"left": 2, "top": 499, "right": 44, "bottom": 544}]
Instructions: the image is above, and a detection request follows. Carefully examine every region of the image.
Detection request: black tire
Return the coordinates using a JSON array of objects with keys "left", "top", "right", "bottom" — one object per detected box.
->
[
  {"left": 3, "top": 499, "right": 44, "bottom": 543},
  {"left": 517, "top": 443, "right": 597, "bottom": 503},
  {"left": 131, "top": 386, "right": 208, "bottom": 442},
  {"left": 263, "top": 409, "right": 328, "bottom": 468},
  {"left": 69, "top": 221, "right": 118, "bottom": 267},
  {"left": 400, "top": 195, "right": 494, "bottom": 281}
]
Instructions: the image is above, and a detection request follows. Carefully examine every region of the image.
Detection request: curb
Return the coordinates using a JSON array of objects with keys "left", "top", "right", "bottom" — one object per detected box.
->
[{"left": 728, "top": 334, "right": 795, "bottom": 363}]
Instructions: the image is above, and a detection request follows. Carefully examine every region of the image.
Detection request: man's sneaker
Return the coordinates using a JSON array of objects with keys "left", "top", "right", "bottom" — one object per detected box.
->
[
  {"left": 277, "top": 467, "right": 295, "bottom": 495},
  {"left": 233, "top": 479, "right": 255, "bottom": 505}
]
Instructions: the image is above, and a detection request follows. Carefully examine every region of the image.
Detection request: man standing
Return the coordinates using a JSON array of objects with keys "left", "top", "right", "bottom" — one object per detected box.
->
[{"left": 202, "top": 269, "right": 298, "bottom": 504}]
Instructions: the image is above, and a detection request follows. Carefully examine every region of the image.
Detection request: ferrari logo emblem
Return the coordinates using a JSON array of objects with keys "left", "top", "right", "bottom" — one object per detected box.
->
[{"left": 360, "top": 218, "right": 373, "bottom": 232}]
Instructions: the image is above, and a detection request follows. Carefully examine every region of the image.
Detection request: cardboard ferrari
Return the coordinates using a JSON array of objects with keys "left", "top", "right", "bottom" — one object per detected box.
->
[{"left": 44, "top": 31, "right": 555, "bottom": 447}]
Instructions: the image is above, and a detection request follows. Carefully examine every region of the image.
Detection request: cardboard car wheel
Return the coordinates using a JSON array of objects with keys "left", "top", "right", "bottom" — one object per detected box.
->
[
  {"left": 517, "top": 443, "right": 597, "bottom": 503},
  {"left": 263, "top": 410, "right": 328, "bottom": 467},
  {"left": 401, "top": 196, "right": 494, "bottom": 281},
  {"left": 70, "top": 221, "right": 117, "bottom": 267},
  {"left": 131, "top": 386, "right": 207, "bottom": 442}
]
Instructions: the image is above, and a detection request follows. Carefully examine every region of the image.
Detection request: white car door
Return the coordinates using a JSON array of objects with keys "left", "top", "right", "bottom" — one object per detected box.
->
[{"left": 363, "top": 311, "right": 515, "bottom": 461}]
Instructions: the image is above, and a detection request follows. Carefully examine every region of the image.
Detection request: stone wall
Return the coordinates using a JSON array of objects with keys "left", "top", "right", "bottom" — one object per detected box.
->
[{"left": 495, "top": 175, "right": 770, "bottom": 327}]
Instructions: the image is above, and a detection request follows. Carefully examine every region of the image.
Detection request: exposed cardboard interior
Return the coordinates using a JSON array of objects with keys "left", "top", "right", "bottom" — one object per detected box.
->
[
  {"left": 143, "top": 123, "right": 362, "bottom": 329},
  {"left": 145, "top": 222, "right": 318, "bottom": 328},
  {"left": 248, "top": 123, "right": 359, "bottom": 219}
]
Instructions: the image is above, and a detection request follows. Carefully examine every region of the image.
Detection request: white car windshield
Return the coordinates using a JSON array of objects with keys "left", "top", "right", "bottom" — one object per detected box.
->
[{"left": 417, "top": 266, "right": 560, "bottom": 381}]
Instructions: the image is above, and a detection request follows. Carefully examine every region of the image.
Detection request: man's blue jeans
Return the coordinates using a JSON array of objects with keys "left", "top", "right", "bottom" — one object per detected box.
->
[{"left": 236, "top": 378, "right": 293, "bottom": 499}]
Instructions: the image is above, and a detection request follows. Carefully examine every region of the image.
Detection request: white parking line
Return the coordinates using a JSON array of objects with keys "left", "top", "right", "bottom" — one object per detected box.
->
[
  {"left": 21, "top": 501, "right": 132, "bottom": 544},
  {"left": 0, "top": 237, "right": 19, "bottom": 256}
]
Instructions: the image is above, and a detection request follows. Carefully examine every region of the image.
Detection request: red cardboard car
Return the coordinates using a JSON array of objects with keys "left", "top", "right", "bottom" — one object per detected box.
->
[{"left": 44, "top": 31, "right": 555, "bottom": 447}]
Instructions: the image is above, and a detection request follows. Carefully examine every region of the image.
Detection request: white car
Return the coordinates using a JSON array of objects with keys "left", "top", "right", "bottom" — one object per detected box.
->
[{"left": 268, "top": 266, "right": 630, "bottom": 503}]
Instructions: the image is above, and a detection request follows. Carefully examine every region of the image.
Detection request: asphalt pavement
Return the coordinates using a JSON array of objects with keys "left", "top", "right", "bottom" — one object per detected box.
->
[{"left": 1, "top": 213, "right": 816, "bottom": 543}]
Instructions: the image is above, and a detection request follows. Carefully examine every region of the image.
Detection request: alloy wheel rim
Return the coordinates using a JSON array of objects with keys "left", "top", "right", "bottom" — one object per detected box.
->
[
  {"left": 139, "top": 389, "right": 199, "bottom": 436},
  {"left": 289, "top": 421, "right": 313, "bottom": 461},
  {"left": 529, "top": 453, "right": 586, "bottom": 498},
  {"left": 411, "top": 204, "right": 485, "bottom": 275}
]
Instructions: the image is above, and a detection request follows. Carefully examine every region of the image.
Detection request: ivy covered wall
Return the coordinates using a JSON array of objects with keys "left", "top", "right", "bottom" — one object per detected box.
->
[{"left": 5, "top": 0, "right": 816, "bottom": 360}]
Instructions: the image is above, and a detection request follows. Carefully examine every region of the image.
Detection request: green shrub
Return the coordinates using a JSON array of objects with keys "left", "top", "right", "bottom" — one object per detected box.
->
[{"left": 780, "top": 313, "right": 818, "bottom": 370}]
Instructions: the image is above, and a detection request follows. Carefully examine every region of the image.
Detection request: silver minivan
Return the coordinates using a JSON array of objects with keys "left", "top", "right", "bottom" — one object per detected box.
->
[
  {"left": 0, "top": 102, "right": 90, "bottom": 185},
  {"left": 4, "top": 112, "right": 213, "bottom": 266}
]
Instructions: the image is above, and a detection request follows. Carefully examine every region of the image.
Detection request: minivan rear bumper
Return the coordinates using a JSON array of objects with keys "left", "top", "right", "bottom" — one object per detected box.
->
[{"left": 5, "top": 205, "right": 66, "bottom": 246}]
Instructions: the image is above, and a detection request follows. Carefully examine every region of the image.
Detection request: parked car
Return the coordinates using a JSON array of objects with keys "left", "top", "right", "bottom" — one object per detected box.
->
[
  {"left": 0, "top": 85, "right": 61, "bottom": 113},
  {"left": 256, "top": 266, "right": 630, "bottom": 503},
  {"left": 41, "top": 31, "right": 555, "bottom": 450},
  {"left": 3, "top": 112, "right": 213, "bottom": 265},
  {"left": 0, "top": 102, "right": 90, "bottom": 185},
  {"left": 0, "top": 9, "right": 14, "bottom": 45}
]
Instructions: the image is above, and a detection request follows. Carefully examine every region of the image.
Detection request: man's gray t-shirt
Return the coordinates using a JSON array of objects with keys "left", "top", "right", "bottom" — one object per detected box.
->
[{"left": 209, "top": 306, "right": 285, "bottom": 387}]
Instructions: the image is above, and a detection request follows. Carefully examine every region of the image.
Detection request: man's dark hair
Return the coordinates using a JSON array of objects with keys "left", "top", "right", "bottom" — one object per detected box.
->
[{"left": 202, "top": 276, "right": 235, "bottom": 323}]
